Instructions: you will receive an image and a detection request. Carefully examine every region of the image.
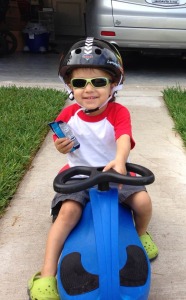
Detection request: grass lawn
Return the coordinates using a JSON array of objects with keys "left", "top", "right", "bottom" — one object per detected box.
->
[
  {"left": 163, "top": 86, "right": 186, "bottom": 147},
  {"left": 0, "top": 86, "right": 67, "bottom": 215}
]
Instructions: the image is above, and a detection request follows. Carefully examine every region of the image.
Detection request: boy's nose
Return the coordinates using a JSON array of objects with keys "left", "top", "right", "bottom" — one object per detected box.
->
[{"left": 85, "top": 82, "right": 94, "bottom": 90}]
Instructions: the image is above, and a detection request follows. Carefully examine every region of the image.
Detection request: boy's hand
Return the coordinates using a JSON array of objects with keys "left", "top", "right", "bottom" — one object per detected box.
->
[
  {"left": 54, "top": 137, "right": 74, "bottom": 154},
  {"left": 103, "top": 160, "right": 127, "bottom": 190}
]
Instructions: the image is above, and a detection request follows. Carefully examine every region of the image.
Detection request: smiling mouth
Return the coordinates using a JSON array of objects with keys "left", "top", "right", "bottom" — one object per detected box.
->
[{"left": 84, "top": 96, "right": 97, "bottom": 100}]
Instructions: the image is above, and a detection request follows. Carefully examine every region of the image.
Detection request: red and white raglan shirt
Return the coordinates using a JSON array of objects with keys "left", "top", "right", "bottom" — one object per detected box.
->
[{"left": 53, "top": 102, "right": 135, "bottom": 173}]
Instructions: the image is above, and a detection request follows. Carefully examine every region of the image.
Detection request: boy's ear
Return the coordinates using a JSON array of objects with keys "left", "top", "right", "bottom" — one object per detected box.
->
[
  {"left": 67, "top": 83, "right": 73, "bottom": 90},
  {"left": 111, "top": 82, "right": 117, "bottom": 88}
]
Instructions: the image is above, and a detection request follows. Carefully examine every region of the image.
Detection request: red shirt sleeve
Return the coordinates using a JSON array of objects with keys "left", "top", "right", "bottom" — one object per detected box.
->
[{"left": 107, "top": 103, "right": 135, "bottom": 149}]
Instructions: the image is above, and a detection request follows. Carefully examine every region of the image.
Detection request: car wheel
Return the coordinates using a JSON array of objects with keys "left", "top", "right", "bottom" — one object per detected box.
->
[{"left": 0, "top": 34, "right": 7, "bottom": 56}]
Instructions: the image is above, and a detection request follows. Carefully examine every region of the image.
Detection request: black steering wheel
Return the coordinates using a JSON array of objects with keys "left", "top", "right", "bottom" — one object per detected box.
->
[{"left": 53, "top": 163, "right": 155, "bottom": 193}]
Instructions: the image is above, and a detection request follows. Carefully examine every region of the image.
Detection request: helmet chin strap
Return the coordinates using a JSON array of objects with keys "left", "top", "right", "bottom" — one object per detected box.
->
[
  {"left": 59, "top": 75, "right": 123, "bottom": 114},
  {"left": 59, "top": 76, "right": 74, "bottom": 100}
]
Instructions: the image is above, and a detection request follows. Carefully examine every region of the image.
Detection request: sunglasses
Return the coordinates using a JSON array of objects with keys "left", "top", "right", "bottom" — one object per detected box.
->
[{"left": 70, "top": 77, "right": 112, "bottom": 89}]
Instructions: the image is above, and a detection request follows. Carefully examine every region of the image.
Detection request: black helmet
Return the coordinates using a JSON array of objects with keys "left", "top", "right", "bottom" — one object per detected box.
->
[{"left": 59, "top": 37, "right": 124, "bottom": 85}]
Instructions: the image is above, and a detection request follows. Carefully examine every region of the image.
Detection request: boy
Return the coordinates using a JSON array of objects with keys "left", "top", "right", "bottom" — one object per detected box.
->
[{"left": 28, "top": 37, "right": 158, "bottom": 300}]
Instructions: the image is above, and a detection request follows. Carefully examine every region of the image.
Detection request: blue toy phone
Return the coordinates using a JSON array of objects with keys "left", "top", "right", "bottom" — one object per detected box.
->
[{"left": 49, "top": 121, "right": 80, "bottom": 152}]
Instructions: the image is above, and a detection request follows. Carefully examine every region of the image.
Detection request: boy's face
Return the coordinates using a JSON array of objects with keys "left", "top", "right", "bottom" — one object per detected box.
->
[{"left": 69, "top": 68, "right": 115, "bottom": 115}]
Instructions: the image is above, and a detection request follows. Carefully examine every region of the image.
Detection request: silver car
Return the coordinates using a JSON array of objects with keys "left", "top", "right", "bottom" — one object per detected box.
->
[{"left": 85, "top": 0, "right": 186, "bottom": 54}]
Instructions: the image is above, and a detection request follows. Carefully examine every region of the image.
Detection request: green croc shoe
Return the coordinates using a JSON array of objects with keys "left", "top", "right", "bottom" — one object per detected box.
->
[
  {"left": 140, "top": 232, "right": 158, "bottom": 261},
  {"left": 28, "top": 272, "right": 60, "bottom": 300}
]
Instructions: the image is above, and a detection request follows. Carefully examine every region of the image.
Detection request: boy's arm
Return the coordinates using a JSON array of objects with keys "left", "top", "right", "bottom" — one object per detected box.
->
[{"left": 103, "top": 134, "right": 131, "bottom": 175}]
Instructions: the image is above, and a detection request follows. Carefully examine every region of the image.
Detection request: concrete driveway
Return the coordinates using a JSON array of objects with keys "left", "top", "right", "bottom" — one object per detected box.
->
[{"left": 0, "top": 52, "right": 186, "bottom": 299}]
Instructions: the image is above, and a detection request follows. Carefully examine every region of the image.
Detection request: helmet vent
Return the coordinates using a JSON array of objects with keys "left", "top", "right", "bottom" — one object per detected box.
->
[
  {"left": 95, "top": 48, "right": 102, "bottom": 55},
  {"left": 75, "top": 48, "right": 81, "bottom": 54}
]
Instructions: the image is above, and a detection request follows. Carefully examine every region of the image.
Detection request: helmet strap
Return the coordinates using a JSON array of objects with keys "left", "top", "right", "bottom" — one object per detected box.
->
[
  {"left": 84, "top": 107, "right": 100, "bottom": 114},
  {"left": 59, "top": 75, "right": 74, "bottom": 100}
]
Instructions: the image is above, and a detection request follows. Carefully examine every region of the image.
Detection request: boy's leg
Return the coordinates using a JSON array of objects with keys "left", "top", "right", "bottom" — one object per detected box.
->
[
  {"left": 41, "top": 200, "right": 82, "bottom": 277},
  {"left": 125, "top": 191, "right": 152, "bottom": 236},
  {"left": 125, "top": 191, "right": 158, "bottom": 260},
  {"left": 28, "top": 200, "right": 82, "bottom": 300}
]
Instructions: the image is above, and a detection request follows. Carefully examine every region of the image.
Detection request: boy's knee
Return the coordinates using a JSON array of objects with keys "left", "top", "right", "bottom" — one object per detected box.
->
[
  {"left": 127, "top": 191, "right": 152, "bottom": 214},
  {"left": 137, "top": 192, "right": 152, "bottom": 215},
  {"left": 58, "top": 200, "right": 82, "bottom": 223}
]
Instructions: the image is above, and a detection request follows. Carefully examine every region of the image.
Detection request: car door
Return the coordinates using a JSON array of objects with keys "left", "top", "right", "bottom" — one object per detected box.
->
[{"left": 112, "top": 0, "right": 186, "bottom": 30}]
